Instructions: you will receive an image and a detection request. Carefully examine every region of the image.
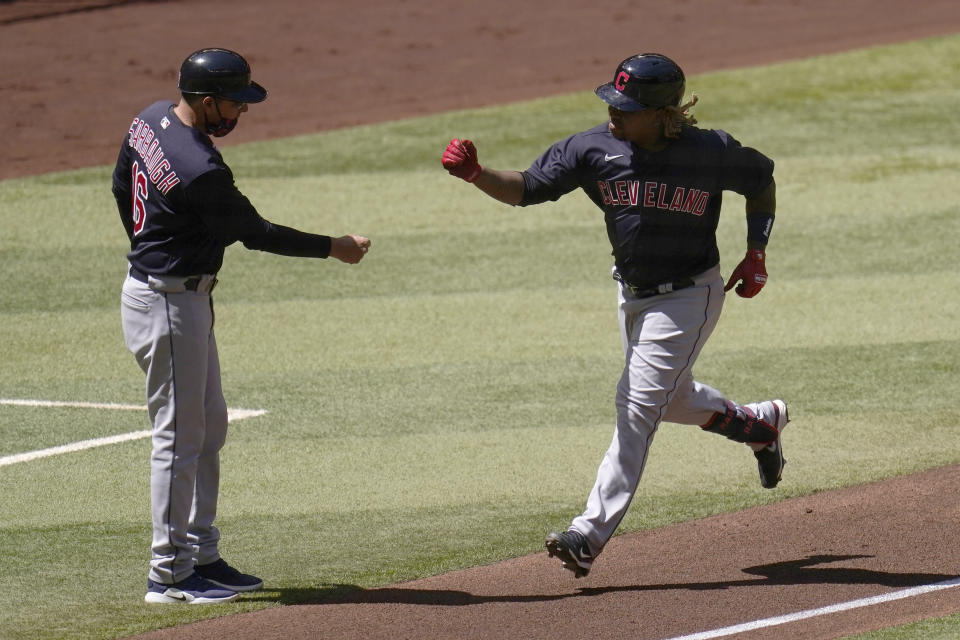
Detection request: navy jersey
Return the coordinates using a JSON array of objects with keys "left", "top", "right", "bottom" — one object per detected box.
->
[
  {"left": 112, "top": 101, "right": 331, "bottom": 276},
  {"left": 521, "top": 123, "right": 774, "bottom": 289}
]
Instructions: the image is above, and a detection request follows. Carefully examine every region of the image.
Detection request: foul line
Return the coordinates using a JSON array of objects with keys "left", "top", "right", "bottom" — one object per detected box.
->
[
  {"left": 664, "top": 576, "right": 960, "bottom": 640},
  {"left": 0, "top": 398, "right": 266, "bottom": 468}
]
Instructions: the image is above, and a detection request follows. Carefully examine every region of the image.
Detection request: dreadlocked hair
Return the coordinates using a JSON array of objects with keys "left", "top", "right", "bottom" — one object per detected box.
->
[{"left": 662, "top": 93, "right": 699, "bottom": 139}]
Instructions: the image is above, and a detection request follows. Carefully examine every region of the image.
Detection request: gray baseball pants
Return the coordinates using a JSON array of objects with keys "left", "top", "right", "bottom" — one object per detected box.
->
[
  {"left": 572, "top": 265, "right": 729, "bottom": 553},
  {"left": 121, "top": 269, "right": 225, "bottom": 584}
]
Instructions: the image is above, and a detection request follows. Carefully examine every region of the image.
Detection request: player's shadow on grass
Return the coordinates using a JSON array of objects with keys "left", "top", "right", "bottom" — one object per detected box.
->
[{"left": 244, "top": 554, "right": 958, "bottom": 606}]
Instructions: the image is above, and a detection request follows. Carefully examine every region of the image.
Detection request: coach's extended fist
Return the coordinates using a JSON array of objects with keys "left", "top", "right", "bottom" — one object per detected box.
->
[
  {"left": 330, "top": 234, "right": 371, "bottom": 264},
  {"left": 442, "top": 138, "right": 482, "bottom": 182}
]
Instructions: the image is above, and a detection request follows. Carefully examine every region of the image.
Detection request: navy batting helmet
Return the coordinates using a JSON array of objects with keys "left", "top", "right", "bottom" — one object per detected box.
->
[
  {"left": 178, "top": 48, "right": 268, "bottom": 103},
  {"left": 595, "top": 53, "right": 684, "bottom": 111}
]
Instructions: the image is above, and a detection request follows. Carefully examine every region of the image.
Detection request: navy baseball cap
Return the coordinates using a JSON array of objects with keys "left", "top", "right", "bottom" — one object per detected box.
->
[
  {"left": 178, "top": 48, "right": 268, "bottom": 103},
  {"left": 595, "top": 53, "right": 685, "bottom": 111}
]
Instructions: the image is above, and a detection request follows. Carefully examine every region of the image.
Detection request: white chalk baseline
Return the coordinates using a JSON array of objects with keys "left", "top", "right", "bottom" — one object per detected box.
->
[{"left": 0, "top": 398, "right": 266, "bottom": 467}]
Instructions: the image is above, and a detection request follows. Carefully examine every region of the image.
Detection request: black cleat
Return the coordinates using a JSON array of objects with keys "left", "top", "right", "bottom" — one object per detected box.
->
[{"left": 545, "top": 529, "right": 594, "bottom": 578}]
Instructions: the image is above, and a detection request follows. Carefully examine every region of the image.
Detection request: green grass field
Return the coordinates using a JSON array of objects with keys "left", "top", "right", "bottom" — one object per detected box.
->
[{"left": 1, "top": 35, "right": 959, "bottom": 639}]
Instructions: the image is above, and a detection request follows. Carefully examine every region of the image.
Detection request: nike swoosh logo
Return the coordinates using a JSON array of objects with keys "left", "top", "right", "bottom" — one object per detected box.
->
[
  {"left": 604, "top": 154, "right": 624, "bottom": 162},
  {"left": 166, "top": 590, "right": 189, "bottom": 601}
]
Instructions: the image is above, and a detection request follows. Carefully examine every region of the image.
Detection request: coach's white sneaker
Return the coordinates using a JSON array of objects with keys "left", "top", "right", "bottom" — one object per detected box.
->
[
  {"left": 144, "top": 573, "right": 238, "bottom": 604},
  {"left": 746, "top": 399, "right": 789, "bottom": 489}
]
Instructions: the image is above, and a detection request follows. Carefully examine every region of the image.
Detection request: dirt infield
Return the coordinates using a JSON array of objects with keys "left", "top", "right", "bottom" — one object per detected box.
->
[
  {"left": 3, "top": 1, "right": 959, "bottom": 638},
  {"left": 132, "top": 464, "right": 960, "bottom": 640}
]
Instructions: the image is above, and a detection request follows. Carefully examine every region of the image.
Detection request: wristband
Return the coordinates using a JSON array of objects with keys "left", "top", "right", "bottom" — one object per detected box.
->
[{"left": 746, "top": 212, "right": 774, "bottom": 246}]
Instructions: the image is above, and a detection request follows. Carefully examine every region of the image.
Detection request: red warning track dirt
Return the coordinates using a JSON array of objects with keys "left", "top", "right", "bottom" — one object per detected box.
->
[
  {"left": 3, "top": 1, "right": 959, "bottom": 638},
  {"left": 3, "top": 0, "right": 960, "bottom": 180}
]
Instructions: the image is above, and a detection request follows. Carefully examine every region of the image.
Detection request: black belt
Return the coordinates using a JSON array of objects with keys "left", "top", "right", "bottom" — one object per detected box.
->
[
  {"left": 615, "top": 273, "right": 695, "bottom": 298},
  {"left": 129, "top": 267, "right": 214, "bottom": 292}
]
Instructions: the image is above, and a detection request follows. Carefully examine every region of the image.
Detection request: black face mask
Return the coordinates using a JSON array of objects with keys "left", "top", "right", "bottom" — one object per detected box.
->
[{"left": 205, "top": 100, "right": 238, "bottom": 137}]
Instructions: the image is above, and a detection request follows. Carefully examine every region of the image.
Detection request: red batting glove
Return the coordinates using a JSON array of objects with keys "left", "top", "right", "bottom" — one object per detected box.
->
[
  {"left": 724, "top": 249, "right": 767, "bottom": 298},
  {"left": 441, "top": 138, "right": 482, "bottom": 183}
]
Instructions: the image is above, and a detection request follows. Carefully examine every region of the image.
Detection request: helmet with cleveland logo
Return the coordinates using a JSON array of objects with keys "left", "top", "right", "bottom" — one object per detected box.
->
[
  {"left": 178, "top": 48, "right": 268, "bottom": 103},
  {"left": 595, "top": 53, "right": 685, "bottom": 112}
]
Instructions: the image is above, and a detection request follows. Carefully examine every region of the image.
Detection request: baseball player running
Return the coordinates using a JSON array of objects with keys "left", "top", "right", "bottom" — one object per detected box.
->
[
  {"left": 113, "top": 48, "right": 370, "bottom": 603},
  {"left": 442, "top": 53, "right": 788, "bottom": 578}
]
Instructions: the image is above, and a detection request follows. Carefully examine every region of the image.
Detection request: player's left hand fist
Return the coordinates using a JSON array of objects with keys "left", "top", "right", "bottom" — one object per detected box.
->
[
  {"left": 330, "top": 234, "right": 371, "bottom": 264},
  {"left": 724, "top": 249, "right": 767, "bottom": 298},
  {"left": 442, "top": 138, "right": 482, "bottom": 183}
]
